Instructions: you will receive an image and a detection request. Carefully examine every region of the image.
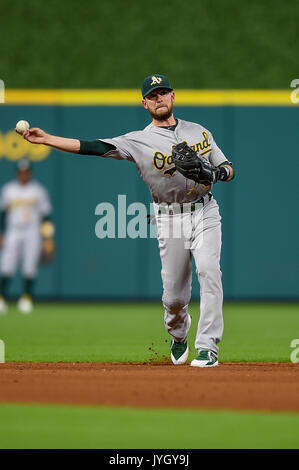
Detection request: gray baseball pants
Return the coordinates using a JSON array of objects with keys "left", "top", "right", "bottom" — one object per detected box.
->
[
  {"left": 1, "top": 227, "right": 41, "bottom": 278},
  {"left": 154, "top": 196, "right": 224, "bottom": 355}
]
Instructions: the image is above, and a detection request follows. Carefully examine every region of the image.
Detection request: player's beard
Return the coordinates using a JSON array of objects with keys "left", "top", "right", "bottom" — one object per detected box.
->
[{"left": 149, "top": 102, "right": 174, "bottom": 121}]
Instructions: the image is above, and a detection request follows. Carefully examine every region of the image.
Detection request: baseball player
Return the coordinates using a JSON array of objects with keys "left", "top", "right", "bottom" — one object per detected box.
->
[
  {"left": 0, "top": 159, "right": 54, "bottom": 314},
  {"left": 16, "top": 74, "right": 234, "bottom": 366}
]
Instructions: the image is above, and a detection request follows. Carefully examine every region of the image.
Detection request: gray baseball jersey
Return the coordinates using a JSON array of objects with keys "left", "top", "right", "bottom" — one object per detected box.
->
[{"left": 100, "top": 118, "right": 228, "bottom": 204}]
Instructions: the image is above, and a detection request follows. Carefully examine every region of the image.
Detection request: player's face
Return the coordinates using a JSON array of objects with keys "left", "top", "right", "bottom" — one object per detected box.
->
[
  {"left": 142, "top": 89, "right": 175, "bottom": 121},
  {"left": 17, "top": 169, "right": 32, "bottom": 184}
]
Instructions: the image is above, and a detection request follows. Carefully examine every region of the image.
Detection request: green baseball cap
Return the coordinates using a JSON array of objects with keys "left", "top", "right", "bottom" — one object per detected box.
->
[{"left": 141, "top": 74, "right": 173, "bottom": 98}]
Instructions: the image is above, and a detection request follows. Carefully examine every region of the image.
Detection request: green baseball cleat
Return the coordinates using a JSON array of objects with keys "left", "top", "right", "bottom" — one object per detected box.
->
[
  {"left": 190, "top": 350, "right": 218, "bottom": 367},
  {"left": 170, "top": 339, "right": 189, "bottom": 365}
]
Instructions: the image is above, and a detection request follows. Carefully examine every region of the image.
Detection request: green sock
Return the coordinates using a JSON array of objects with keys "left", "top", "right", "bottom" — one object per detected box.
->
[
  {"left": 23, "top": 278, "right": 35, "bottom": 298},
  {"left": 0, "top": 276, "right": 11, "bottom": 298}
]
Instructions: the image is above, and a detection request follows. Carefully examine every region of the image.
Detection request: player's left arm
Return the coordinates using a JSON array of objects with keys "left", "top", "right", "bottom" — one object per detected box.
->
[
  {"left": 217, "top": 161, "right": 234, "bottom": 182},
  {"left": 0, "top": 211, "right": 6, "bottom": 248},
  {"left": 207, "top": 132, "right": 235, "bottom": 183},
  {"left": 38, "top": 187, "right": 56, "bottom": 263},
  {"left": 0, "top": 189, "right": 7, "bottom": 247},
  {"left": 38, "top": 186, "right": 52, "bottom": 217},
  {"left": 38, "top": 187, "right": 55, "bottom": 237}
]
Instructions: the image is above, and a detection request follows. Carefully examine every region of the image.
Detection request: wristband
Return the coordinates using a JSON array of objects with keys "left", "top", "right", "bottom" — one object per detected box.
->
[{"left": 218, "top": 166, "right": 230, "bottom": 181}]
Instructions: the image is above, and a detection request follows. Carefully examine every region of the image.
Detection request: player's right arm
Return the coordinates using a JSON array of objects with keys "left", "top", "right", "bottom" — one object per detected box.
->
[
  {"left": 18, "top": 127, "right": 81, "bottom": 153},
  {"left": 16, "top": 128, "right": 115, "bottom": 156}
]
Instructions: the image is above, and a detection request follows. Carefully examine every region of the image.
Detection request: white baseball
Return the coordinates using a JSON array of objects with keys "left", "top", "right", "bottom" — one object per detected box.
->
[{"left": 16, "top": 120, "right": 30, "bottom": 134}]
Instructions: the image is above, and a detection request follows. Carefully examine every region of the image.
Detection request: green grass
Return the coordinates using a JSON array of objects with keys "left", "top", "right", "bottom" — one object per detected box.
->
[
  {"left": 1, "top": 0, "right": 298, "bottom": 88},
  {"left": 0, "top": 302, "right": 298, "bottom": 362},
  {"left": 1, "top": 303, "right": 298, "bottom": 450},
  {"left": 0, "top": 403, "right": 298, "bottom": 449}
]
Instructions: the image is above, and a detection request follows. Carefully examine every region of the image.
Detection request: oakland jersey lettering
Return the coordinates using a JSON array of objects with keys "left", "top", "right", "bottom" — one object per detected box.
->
[{"left": 153, "top": 131, "right": 212, "bottom": 177}]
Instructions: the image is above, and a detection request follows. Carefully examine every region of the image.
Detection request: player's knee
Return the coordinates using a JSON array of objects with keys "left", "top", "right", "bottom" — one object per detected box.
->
[
  {"left": 196, "top": 261, "right": 222, "bottom": 292},
  {"left": 197, "top": 257, "right": 220, "bottom": 277},
  {"left": 163, "top": 296, "right": 189, "bottom": 315}
]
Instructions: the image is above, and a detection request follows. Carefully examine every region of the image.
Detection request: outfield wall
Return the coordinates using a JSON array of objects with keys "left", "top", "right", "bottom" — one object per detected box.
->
[{"left": 0, "top": 91, "right": 298, "bottom": 300}]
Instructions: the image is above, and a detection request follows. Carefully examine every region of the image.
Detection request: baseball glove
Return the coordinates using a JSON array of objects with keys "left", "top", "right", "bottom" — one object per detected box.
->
[
  {"left": 172, "top": 141, "right": 219, "bottom": 186},
  {"left": 39, "top": 221, "right": 56, "bottom": 265}
]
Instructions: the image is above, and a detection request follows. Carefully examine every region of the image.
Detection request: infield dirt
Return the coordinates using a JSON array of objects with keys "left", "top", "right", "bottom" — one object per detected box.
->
[{"left": 0, "top": 362, "right": 299, "bottom": 412}]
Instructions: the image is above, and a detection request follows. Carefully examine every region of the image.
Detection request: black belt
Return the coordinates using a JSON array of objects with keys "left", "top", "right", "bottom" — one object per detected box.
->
[{"left": 157, "top": 192, "right": 212, "bottom": 215}]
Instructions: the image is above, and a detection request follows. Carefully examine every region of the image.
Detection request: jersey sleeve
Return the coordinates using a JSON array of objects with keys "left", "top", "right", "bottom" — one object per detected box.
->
[
  {"left": 208, "top": 133, "right": 230, "bottom": 167},
  {"left": 98, "top": 135, "right": 135, "bottom": 162}
]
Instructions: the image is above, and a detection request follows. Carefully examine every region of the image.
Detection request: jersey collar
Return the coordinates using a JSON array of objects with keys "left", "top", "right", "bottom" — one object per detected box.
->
[{"left": 144, "top": 118, "right": 181, "bottom": 132}]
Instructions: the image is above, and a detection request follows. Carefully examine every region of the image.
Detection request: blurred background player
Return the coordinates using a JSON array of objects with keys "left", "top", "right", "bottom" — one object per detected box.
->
[{"left": 0, "top": 159, "right": 54, "bottom": 314}]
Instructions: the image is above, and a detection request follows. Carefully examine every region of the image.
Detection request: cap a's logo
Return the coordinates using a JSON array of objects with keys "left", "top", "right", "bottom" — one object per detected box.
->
[{"left": 151, "top": 76, "right": 163, "bottom": 85}]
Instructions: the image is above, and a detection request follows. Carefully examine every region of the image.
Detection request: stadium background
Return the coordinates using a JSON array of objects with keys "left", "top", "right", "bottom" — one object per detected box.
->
[
  {"left": 1, "top": 99, "right": 298, "bottom": 300},
  {"left": 0, "top": 0, "right": 299, "bottom": 450},
  {"left": 1, "top": 0, "right": 298, "bottom": 300}
]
